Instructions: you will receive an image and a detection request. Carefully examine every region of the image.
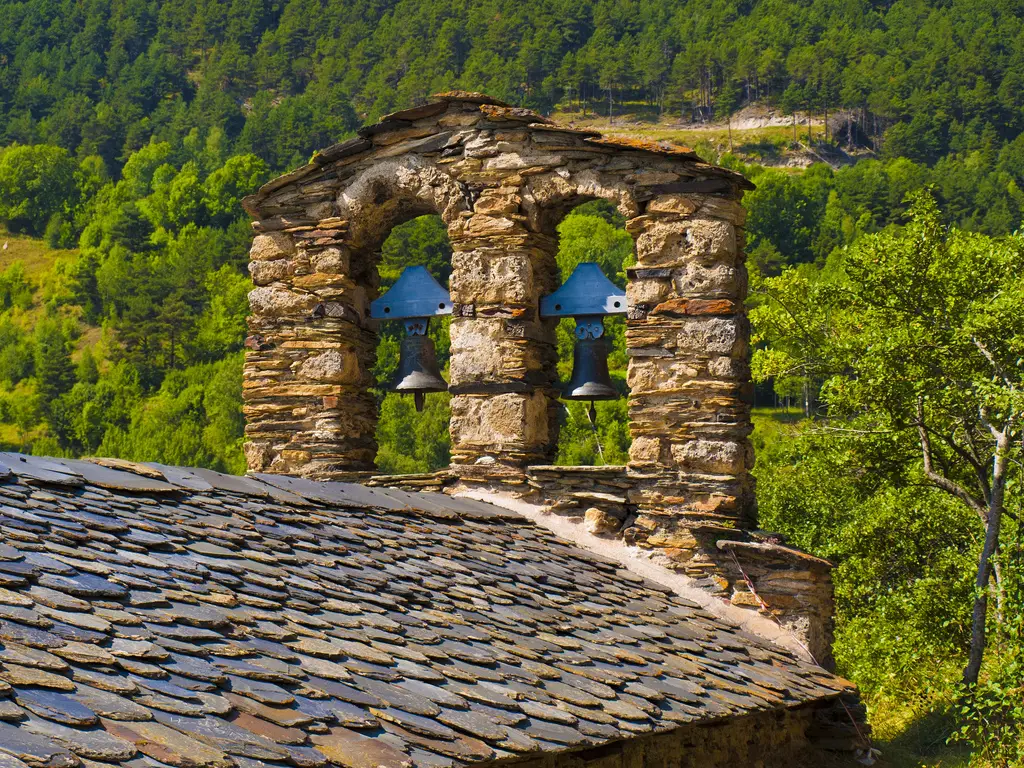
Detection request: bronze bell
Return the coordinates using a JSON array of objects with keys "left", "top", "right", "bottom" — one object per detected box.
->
[
  {"left": 564, "top": 318, "right": 618, "bottom": 403},
  {"left": 393, "top": 320, "right": 447, "bottom": 412},
  {"left": 539, "top": 263, "right": 627, "bottom": 416},
  {"left": 369, "top": 267, "right": 453, "bottom": 413}
]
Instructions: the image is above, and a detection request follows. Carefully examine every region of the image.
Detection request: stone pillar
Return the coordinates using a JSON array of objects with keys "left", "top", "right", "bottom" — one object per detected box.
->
[
  {"left": 622, "top": 195, "right": 755, "bottom": 558},
  {"left": 243, "top": 222, "right": 378, "bottom": 479},
  {"left": 447, "top": 194, "right": 560, "bottom": 477}
]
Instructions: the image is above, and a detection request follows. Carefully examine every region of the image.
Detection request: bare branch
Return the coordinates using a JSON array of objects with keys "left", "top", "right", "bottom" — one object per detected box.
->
[
  {"left": 972, "top": 335, "right": 1015, "bottom": 390},
  {"left": 917, "top": 397, "right": 989, "bottom": 522}
]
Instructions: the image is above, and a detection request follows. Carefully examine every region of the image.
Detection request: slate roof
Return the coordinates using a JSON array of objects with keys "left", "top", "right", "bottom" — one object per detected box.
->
[{"left": 0, "top": 453, "right": 851, "bottom": 768}]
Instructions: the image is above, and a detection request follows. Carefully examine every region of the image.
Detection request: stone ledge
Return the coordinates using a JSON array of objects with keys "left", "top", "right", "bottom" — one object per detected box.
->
[{"left": 717, "top": 539, "right": 834, "bottom": 569}]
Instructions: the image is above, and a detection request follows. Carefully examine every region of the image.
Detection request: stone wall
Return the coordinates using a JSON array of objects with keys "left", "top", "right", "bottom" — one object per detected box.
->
[
  {"left": 241, "top": 91, "right": 833, "bottom": 667},
  {"left": 499, "top": 699, "right": 864, "bottom": 768},
  {"left": 243, "top": 93, "right": 753, "bottom": 511}
]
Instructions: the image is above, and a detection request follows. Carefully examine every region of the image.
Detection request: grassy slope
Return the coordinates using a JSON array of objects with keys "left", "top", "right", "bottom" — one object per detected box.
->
[
  {"left": 551, "top": 102, "right": 855, "bottom": 168},
  {"left": 0, "top": 226, "right": 74, "bottom": 276},
  {"left": 0, "top": 227, "right": 85, "bottom": 450}
]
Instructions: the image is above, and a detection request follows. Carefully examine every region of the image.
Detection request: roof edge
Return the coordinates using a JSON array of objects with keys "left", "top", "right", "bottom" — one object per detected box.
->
[{"left": 455, "top": 488, "right": 822, "bottom": 666}]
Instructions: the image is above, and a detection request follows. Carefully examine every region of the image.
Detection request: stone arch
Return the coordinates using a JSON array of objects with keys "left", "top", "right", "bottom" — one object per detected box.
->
[
  {"left": 242, "top": 93, "right": 755, "bottom": 531},
  {"left": 510, "top": 158, "right": 754, "bottom": 530}
]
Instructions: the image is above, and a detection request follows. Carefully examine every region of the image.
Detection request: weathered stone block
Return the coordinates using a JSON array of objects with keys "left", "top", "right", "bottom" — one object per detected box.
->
[
  {"left": 295, "top": 349, "right": 361, "bottom": 384},
  {"left": 672, "top": 263, "right": 742, "bottom": 298},
  {"left": 461, "top": 214, "right": 522, "bottom": 238},
  {"left": 249, "top": 259, "right": 294, "bottom": 286},
  {"left": 311, "top": 247, "right": 350, "bottom": 274},
  {"left": 635, "top": 219, "right": 736, "bottom": 268},
  {"left": 629, "top": 436, "right": 663, "bottom": 465},
  {"left": 243, "top": 441, "right": 273, "bottom": 472},
  {"left": 670, "top": 439, "right": 747, "bottom": 475},
  {"left": 251, "top": 232, "right": 295, "bottom": 261},
  {"left": 584, "top": 507, "right": 623, "bottom": 535},
  {"left": 646, "top": 194, "right": 697, "bottom": 216},
  {"left": 707, "top": 356, "right": 749, "bottom": 379},
  {"left": 676, "top": 316, "right": 746, "bottom": 356},
  {"left": 450, "top": 392, "right": 549, "bottom": 449},
  {"left": 627, "top": 357, "right": 701, "bottom": 395},
  {"left": 450, "top": 251, "right": 533, "bottom": 305},
  {"left": 449, "top": 317, "right": 549, "bottom": 384},
  {"left": 248, "top": 287, "right": 319, "bottom": 317},
  {"left": 474, "top": 189, "right": 521, "bottom": 215},
  {"left": 484, "top": 152, "right": 565, "bottom": 170},
  {"left": 627, "top": 277, "right": 671, "bottom": 306}
]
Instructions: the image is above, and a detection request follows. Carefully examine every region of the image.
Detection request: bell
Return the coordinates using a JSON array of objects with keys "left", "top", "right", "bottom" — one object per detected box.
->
[
  {"left": 564, "top": 319, "right": 618, "bottom": 402},
  {"left": 393, "top": 328, "right": 447, "bottom": 412}
]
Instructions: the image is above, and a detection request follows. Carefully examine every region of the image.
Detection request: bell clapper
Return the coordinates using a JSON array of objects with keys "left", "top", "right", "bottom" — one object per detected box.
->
[{"left": 414, "top": 392, "right": 425, "bottom": 412}]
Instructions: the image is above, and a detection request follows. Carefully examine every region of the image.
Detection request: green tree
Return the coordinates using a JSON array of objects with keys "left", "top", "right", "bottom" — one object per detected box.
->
[
  {"left": 0, "top": 145, "right": 78, "bottom": 235},
  {"left": 752, "top": 193, "right": 1024, "bottom": 686}
]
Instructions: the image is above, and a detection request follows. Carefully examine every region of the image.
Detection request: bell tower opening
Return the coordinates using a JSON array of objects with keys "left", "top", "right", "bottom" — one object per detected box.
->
[
  {"left": 551, "top": 200, "right": 634, "bottom": 466},
  {"left": 373, "top": 214, "right": 453, "bottom": 475}
]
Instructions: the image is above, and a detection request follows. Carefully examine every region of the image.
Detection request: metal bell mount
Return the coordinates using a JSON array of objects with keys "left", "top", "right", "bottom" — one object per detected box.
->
[
  {"left": 539, "top": 262, "right": 627, "bottom": 419},
  {"left": 370, "top": 266, "right": 452, "bottom": 412}
]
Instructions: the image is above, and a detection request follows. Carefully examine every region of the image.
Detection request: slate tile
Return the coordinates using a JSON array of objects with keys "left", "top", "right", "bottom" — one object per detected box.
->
[
  {"left": 150, "top": 712, "right": 291, "bottom": 761},
  {"left": 352, "top": 676, "right": 440, "bottom": 717},
  {"left": 0, "top": 454, "right": 853, "bottom": 768},
  {"left": 0, "top": 644, "right": 68, "bottom": 672},
  {"left": 0, "top": 753, "right": 30, "bottom": 768},
  {"left": 0, "top": 665, "right": 74, "bottom": 691},
  {"left": 36, "top": 572, "right": 127, "bottom": 600},
  {"left": 101, "top": 719, "right": 233, "bottom": 768},
  {"left": 13, "top": 688, "right": 98, "bottom": 727},
  {"left": 309, "top": 726, "right": 413, "bottom": 768},
  {"left": 69, "top": 668, "right": 138, "bottom": 695},
  {"left": 0, "top": 621, "right": 65, "bottom": 650},
  {"left": 67, "top": 684, "right": 153, "bottom": 722},
  {"left": 222, "top": 692, "right": 313, "bottom": 728},
  {"left": 294, "top": 695, "right": 379, "bottom": 729},
  {"left": 380, "top": 721, "right": 494, "bottom": 762},
  {"left": 19, "top": 714, "right": 138, "bottom": 760},
  {"left": 0, "top": 699, "right": 25, "bottom": 720},
  {"left": 281, "top": 744, "right": 330, "bottom": 768},
  {"left": 227, "top": 711, "right": 307, "bottom": 746},
  {"left": 369, "top": 707, "right": 458, "bottom": 740},
  {"left": 520, "top": 717, "right": 591, "bottom": 746},
  {"left": 433, "top": 707, "right": 507, "bottom": 741},
  {"left": 0, "top": 721, "right": 79, "bottom": 768}
]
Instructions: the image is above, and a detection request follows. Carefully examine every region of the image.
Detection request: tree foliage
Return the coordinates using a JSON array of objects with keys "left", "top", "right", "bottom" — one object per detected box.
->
[
  {"left": 753, "top": 194, "right": 1024, "bottom": 747},
  {"left": 4, "top": 0, "right": 1024, "bottom": 170}
]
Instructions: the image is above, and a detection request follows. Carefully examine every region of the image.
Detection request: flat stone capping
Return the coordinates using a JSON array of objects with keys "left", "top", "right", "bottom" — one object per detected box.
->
[
  {"left": 717, "top": 539, "right": 834, "bottom": 569},
  {"left": 526, "top": 464, "right": 629, "bottom": 472}
]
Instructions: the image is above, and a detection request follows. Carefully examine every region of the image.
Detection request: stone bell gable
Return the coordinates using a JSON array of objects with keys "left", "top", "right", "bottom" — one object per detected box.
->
[
  {"left": 241, "top": 92, "right": 835, "bottom": 666},
  {"left": 242, "top": 92, "right": 752, "bottom": 506}
]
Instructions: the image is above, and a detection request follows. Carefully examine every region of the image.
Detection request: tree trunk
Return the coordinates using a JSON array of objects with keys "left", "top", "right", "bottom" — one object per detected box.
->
[{"left": 963, "top": 434, "right": 1008, "bottom": 686}]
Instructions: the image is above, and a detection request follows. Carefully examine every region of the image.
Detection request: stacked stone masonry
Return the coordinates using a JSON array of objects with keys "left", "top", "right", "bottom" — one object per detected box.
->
[{"left": 242, "top": 92, "right": 833, "bottom": 667}]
